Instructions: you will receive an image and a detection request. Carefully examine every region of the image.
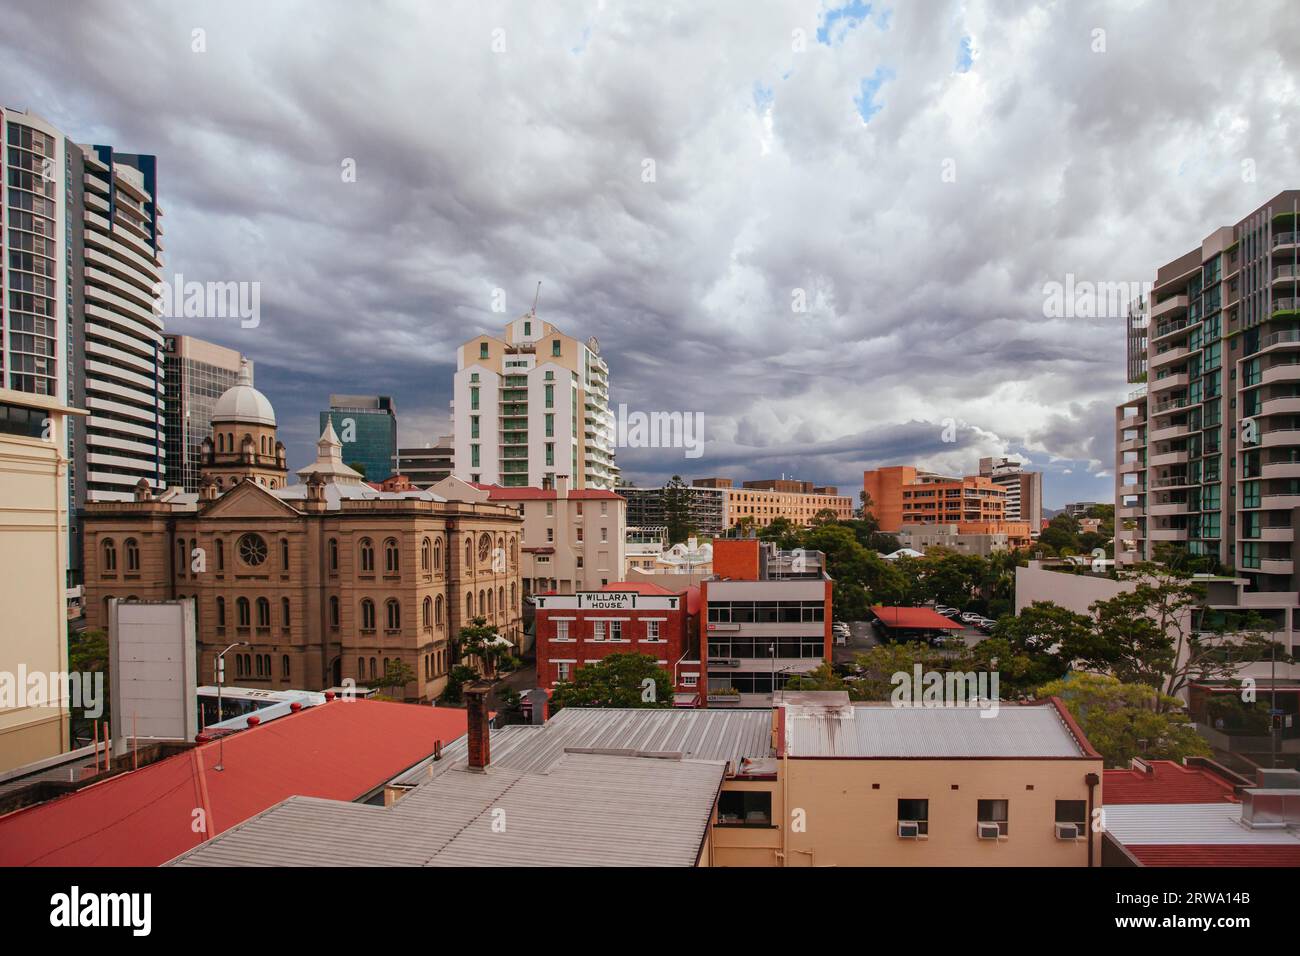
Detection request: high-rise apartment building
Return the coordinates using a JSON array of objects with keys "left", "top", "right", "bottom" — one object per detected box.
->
[
  {"left": 162, "top": 334, "right": 244, "bottom": 493},
  {"left": 452, "top": 314, "right": 618, "bottom": 489},
  {"left": 1116, "top": 189, "right": 1300, "bottom": 593},
  {"left": 2, "top": 109, "right": 165, "bottom": 583},
  {"left": 978, "top": 456, "right": 1043, "bottom": 532},
  {"left": 321, "top": 394, "right": 397, "bottom": 482}
]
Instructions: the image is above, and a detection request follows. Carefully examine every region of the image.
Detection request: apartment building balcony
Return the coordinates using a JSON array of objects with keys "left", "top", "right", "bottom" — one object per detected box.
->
[
  {"left": 1257, "top": 527, "right": 1295, "bottom": 543},
  {"left": 1149, "top": 372, "right": 1189, "bottom": 394},
  {"left": 1148, "top": 500, "right": 1189, "bottom": 516},
  {"left": 1260, "top": 364, "right": 1300, "bottom": 386},
  {"left": 1150, "top": 474, "right": 1194, "bottom": 489},
  {"left": 1148, "top": 420, "right": 1190, "bottom": 443},
  {"left": 1150, "top": 294, "right": 1190, "bottom": 320},
  {"left": 1117, "top": 505, "right": 1144, "bottom": 520},
  {"left": 1272, "top": 297, "right": 1300, "bottom": 316},
  {"left": 1272, "top": 264, "right": 1300, "bottom": 284},
  {"left": 1259, "top": 558, "right": 1294, "bottom": 576},
  {"left": 1149, "top": 345, "right": 1188, "bottom": 370},
  {"left": 1148, "top": 526, "right": 1189, "bottom": 541},
  {"left": 1150, "top": 318, "right": 1190, "bottom": 343},
  {"left": 1258, "top": 428, "right": 1300, "bottom": 449},
  {"left": 1256, "top": 330, "right": 1300, "bottom": 355},
  {"left": 1118, "top": 457, "right": 1146, "bottom": 475},
  {"left": 1260, "top": 493, "right": 1300, "bottom": 509},
  {"left": 1260, "top": 461, "right": 1300, "bottom": 481},
  {"left": 1274, "top": 231, "right": 1299, "bottom": 251},
  {"left": 1259, "top": 396, "right": 1300, "bottom": 417},
  {"left": 1150, "top": 396, "right": 1189, "bottom": 416},
  {"left": 1148, "top": 448, "right": 1188, "bottom": 468},
  {"left": 1117, "top": 436, "right": 1147, "bottom": 453}
]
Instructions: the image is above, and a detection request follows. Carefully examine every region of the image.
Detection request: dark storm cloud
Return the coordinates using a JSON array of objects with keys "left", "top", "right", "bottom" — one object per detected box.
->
[{"left": 3, "top": 0, "right": 1295, "bottom": 507}]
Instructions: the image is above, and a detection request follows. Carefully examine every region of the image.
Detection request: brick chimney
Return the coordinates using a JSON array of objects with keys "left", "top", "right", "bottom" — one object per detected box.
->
[
  {"left": 464, "top": 681, "right": 491, "bottom": 771},
  {"left": 555, "top": 474, "right": 570, "bottom": 499}
]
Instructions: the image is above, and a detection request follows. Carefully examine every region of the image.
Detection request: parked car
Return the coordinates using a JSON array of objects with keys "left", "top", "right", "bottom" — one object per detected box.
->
[
  {"left": 960, "top": 611, "right": 983, "bottom": 624},
  {"left": 934, "top": 605, "right": 957, "bottom": 616}
]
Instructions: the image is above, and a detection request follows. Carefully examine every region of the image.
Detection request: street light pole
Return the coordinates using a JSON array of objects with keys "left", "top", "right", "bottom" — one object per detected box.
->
[{"left": 215, "top": 641, "right": 249, "bottom": 772}]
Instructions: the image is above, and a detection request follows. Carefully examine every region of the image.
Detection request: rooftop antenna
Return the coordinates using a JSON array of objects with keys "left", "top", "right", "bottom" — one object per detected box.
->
[{"left": 530, "top": 281, "right": 542, "bottom": 317}]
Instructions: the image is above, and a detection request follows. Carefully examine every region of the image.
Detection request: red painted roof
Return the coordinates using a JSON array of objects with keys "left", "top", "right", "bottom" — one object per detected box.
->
[
  {"left": 1128, "top": 844, "right": 1300, "bottom": 867},
  {"left": 1104, "top": 761, "right": 1239, "bottom": 805},
  {"left": 471, "top": 483, "right": 624, "bottom": 501},
  {"left": 871, "top": 606, "right": 963, "bottom": 629},
  {"left": 0, "top": 699, "right": 467, "bottom": 867}
]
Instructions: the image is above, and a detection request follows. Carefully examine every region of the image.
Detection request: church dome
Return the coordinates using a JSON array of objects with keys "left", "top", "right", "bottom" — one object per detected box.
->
[{"left": 212, "top": 358, "right": 276, "bottom": 427}]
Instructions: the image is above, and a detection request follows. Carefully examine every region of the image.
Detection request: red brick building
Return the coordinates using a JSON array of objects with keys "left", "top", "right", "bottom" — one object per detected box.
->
[{"left": 534, "top": 581, "right": 702, "bottom": 706}]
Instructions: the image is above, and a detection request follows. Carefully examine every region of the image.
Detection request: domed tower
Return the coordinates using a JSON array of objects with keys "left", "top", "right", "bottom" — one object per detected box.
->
[{"left": 201, "top": 358, "right": 288, "bottom": 491}]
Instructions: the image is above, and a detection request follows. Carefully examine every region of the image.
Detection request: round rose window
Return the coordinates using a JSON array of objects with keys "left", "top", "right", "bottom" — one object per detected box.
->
[{"left": 237, "top": 533, "right": 268, "bottom": 566}]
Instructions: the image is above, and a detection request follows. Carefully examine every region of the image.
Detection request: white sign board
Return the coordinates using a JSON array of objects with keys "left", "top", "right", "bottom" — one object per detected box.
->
[{"left": 109, "top": 599, "right": 198, "bottom": 754}]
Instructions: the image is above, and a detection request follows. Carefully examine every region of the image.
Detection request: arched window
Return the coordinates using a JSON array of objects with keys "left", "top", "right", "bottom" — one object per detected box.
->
[
  {"left": 422, "top": 596, "right": 432, "bottom": 628},
  {"left": 282, "top": 654, "right": 290, "bottom": 678},
  {"left": 236, "top": 597, "right": 251, "bottom": 627},
  {"left": 216, "top": 597, "right": 226, "bottom": 627},
  {"left": 466, "top": 592, "right": 474, "bottom": 618},
  {"left": 102, "top": 538, "right": 118, "bottom": 572},
  {"left": 465, "top": 536, "right": 473, "bottom": 568},
  {"left": 255, "top": 654, "right": 264, "bottom": 677},
  {"left": 358, "top": 657, "right": 365, "bottom": 679},
  {"left": 479, "top": 589, "right": 486, "bottom": 615},
  {"left": 386, "top": 599, "right": 401, "bottom": 630},
  {"left": 384, "top": 538, "right": 400, "bottom": 573},
  {"left": 280, "top": 538, "right": 290, "bottom": 570},
  {"left": 369, "top": 658, "right": 377, "bottom": 679},
  {"left": 487, "top": 588, "right": 494, "bottom": 614},
  {"left": 256, "top": 597, "right": 271, "bottom": 627},
  {"left": 215, "top": 538, "right": 225, "bottom": 571},
  {"left": 236, "top": 653, "right": 245, "bottom": 677},
  {"left": 510, "top": 536, "right": 517, "bottom": 568},
  {"left": 281, "top": 597, "right": 291, "bottom": 627},
  {"left": 123, "top": 538, "right": 139, "bottom": 574},
  {"left": 177, "top": 539, "right": 187, "bottom": 575},
  {"left": 496, "top": 535, "right": 504, "bottom": 567},
  {"left": 421, "top": 537, "right": 431, "bottom": 571},
  {"left": 328, "top": 538, "right": 339, "bottom": 571},
  {"left": 329, "top": 596, "right": 340, "bottom": 628},
  {"left": 360, "top": 599, "right": 375, "bottom": 630},
  {"left": 434, "top": 538, "right": 443, "bottom": 571},
  {"left": 435, "top": 594, "right": 444, "bottom": 627},
  {"left": 510, "top": 582, "right": 517, "bottom": 611},
  {"left": 359, "top": 538, "right": 374, "bottom": 573},
  {"left": 498, "top": 586, "right": 505, "bottom": 616}
]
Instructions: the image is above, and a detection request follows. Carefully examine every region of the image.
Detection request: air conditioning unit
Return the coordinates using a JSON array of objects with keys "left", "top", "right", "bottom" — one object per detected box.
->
[
  {"left": 1055, "top": 822, "right": 1082, "bottom": 840},
  {"left": 897, "top": 821, "right": 921, "bottom": 839},
  {"left": 977, "top": 822, "right": 1002, "bottom": 840}
]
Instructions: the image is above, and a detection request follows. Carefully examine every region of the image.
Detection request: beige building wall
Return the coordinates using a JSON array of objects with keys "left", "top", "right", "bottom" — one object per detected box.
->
[
  {"left": 0, "top": 390, "right": 84, "bottom": 771},
  {"left": 725, "top": 487, "right": 853, "bottom": 529},
  {"left": 779, "top": 758, "right": 1100, "bottom": 867}
]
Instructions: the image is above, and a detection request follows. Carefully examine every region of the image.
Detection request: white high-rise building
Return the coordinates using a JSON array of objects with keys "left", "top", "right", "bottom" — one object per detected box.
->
[
  {"left": 452, "top": 313, "right": 617, "bottom": 489},
  {"left": 1, "top": 108, "right": 165, "bottom": 581}
]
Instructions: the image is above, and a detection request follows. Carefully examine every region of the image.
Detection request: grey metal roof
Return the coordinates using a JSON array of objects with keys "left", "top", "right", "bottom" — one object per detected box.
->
[
  {"left": 785, "top": 703, "right": 1088, "bottom": 758},
  {"left": 169, "top": 752, "right": 724, "bottom": 867},
  {"left": 392, "top": 707, "right": 774, "bottom": 786},
  {"left": 1102, "top": 802, "right": 1300, "bottom": 846}
]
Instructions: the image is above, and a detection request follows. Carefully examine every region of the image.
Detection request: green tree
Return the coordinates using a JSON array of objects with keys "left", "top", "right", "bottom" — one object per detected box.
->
[
  {"left": 662, "top": 475, "right": 697, "bottom": 545},
  {"left": 347, "top": 460, "right": 367, "bottom": 479},
  {"left": 549, "top": 653, "right": 672, "bottom": 712},
  {"left": 456, "top": 616, "right": 515, "bottom": 678},
  {"left": 759, "top": 516, "right": 801, "bottom": 550},
  {"left": 67, "top": 627, "right": 109, "bottom": 742},
  {"left": 812, "top": 507, "right": 840, "bottom": 526},
  {"left": 440, "top": 664, "right": 479, "bottom": 704},
  {"left": 376, "top": 658, "right": 417, "bottom": 698},
  {"left": 1036, "top": 672, "right": 1210, "bottom": 767},
  {"left": 841, "top": 641, "right": 972, "bottom": 701},
  {"left": 976, "top": 601, "right": 1090, "bottom": 694}
]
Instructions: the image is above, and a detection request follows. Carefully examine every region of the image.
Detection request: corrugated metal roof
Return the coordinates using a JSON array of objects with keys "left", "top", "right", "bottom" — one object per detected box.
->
[
  {"left": 1102, "top": 802, "right": 1300, "bottom": 846},
  {"left": 170, "top": 752, "right": 723, "bottom": 867},
  {"left": 785, "top": 703, "right": 1086, "bottom": 758},
  {"left": 392, "top": 707, "right": 774, "bottom": 786}
]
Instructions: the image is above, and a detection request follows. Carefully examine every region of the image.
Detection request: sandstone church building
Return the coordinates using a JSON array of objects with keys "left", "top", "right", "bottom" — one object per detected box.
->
[{"left": 80, "top": 362, "right": 523, "bottom": 702}]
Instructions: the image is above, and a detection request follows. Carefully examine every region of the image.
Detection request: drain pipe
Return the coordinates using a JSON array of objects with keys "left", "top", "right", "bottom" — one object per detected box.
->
[{"left": 1085, "top": 772, "right": 1100, "bottom": 868}]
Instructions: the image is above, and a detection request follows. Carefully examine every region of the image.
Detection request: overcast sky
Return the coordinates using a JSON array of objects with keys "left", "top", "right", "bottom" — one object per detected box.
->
[{"left": 5, "top": 0, "right": 1296, "bottom": 507}]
